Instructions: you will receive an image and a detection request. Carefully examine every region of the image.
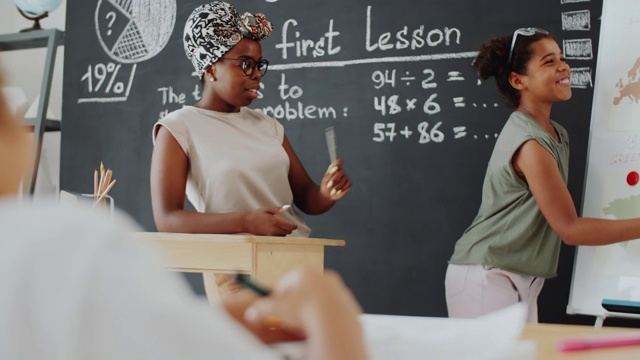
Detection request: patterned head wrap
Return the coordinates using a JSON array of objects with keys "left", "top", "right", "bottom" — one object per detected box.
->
[{"left": 184, "top": 1, "right": 273, "bottom": 78}]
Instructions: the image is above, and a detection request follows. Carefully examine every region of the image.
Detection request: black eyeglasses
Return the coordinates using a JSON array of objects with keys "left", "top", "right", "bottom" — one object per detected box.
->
[
  {"left": 508, "top": 27, "right": 549, "bottom": 66},
  {"left": 218, "top": 57, "right": 269, "bottom": 77}
]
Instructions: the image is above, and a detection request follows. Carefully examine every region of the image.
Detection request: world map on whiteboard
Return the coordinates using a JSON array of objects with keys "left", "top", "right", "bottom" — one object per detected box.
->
[
  {"left": 607, "top": 56, "right": 640, "bottom": 131},
  {"left": 613, "top": 57, "right": 640, "bottom": 106},
  {"left": 603, "top": 194, "right": 640, "bottom": 219},
  {"left": 601, "top": 170, "right": 640, "bottom": 225}
]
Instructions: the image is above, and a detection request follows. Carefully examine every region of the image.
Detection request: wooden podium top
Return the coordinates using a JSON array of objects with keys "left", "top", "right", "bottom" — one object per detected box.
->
[
  {"left": 133, "top": 232, "right": 345, "bottom": 247},
  {"left": 131, "top": 232, "right": 345, "bottom": 278}
]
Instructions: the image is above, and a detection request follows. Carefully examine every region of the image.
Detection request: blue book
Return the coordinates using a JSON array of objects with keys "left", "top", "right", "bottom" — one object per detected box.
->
[{"left": 602, "top": 299, "right": 640, "bottom": 314}]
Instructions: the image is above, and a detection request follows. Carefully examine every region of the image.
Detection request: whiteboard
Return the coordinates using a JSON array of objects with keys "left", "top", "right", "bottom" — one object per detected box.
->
[{"left": 568, "top": 0, "right": 640, "bottom": 318}]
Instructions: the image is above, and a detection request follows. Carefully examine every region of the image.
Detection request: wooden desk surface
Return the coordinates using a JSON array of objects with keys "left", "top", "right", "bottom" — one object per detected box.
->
[
  {"left": 356, "top": 314, "right": 640, "bottom": 359},
  {"left": 522, "top": 323, "right": 640, "bottom": 359},
  {"left": 134, "top": 232, "right": 345, "bottom": 246},
  {"left": 133, "top": 232, "right": 345, "bottom": 285}
]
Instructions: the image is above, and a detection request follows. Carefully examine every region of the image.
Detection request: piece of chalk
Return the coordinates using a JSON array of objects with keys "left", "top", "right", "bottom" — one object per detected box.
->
[{"left": 325, "top": 126, "right": 337, "bottom": 164}]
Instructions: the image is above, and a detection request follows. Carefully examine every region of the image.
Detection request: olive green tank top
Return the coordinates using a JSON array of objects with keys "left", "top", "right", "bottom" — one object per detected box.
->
[{"left": 449, "top": 111, "right": 570, "bottom": 278}]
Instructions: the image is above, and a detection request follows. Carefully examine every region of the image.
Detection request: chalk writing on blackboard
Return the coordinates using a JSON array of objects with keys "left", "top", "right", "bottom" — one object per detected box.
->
[
  {"left": 95, "top": 0, "right": 176, "bottom": 63},
  {"left": 79, "top": 0, "right": 176, "bottom": 104},
  {"left": 146, "top": 3, "right": 600, "bottom": 145},
  {"left": 78, "top": 62, "right": 137, "bottom": 103},
  {"left": 562, "top": 10, "right": 591, "bottom": 31}
]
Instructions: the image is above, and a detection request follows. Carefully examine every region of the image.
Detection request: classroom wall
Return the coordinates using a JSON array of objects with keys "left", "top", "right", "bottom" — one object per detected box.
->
[
  {"left": 59, "top": 0, "right": 604, "bottom": 325},
  {"left": 0, "top": 1, "right": 66, "bottom": 196}
]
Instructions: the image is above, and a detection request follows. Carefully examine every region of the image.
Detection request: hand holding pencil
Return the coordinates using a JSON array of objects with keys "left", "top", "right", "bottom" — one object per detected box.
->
[
  {"left": 238, "top": 266, "right": 365, "bottom": 359},
  {"left": 93, "top": 162, "right": 116, "bottom": 207}
]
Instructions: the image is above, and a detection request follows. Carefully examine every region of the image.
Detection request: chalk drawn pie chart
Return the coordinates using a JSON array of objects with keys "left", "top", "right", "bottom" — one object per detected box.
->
[{"left": 95, "top": 0, "right": 176, "bottom": 63}]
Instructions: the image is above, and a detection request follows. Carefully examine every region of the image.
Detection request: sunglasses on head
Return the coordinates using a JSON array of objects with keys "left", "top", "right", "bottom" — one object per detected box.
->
[{"left": 508, "top": 27, "right": 549, "bottom": 66}]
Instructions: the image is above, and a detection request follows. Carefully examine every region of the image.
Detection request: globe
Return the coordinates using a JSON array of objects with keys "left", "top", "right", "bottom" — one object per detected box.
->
[
  {"left": 13, "top": 0, "right": 63, "bottom": 32},
  {"left": 14, "top": 0, "right": 62, "bottom": 16}
]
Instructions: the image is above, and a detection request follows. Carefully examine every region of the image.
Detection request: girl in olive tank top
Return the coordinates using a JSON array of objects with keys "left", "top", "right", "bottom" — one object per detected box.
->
[{"left": 446, "top": 28, "right": 640, "bottom": 322}]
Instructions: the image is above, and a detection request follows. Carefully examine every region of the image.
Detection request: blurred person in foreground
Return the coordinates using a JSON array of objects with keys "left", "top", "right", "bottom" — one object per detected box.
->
[{"left": 0, "top": 68, "right": 366, "bottom": 360}]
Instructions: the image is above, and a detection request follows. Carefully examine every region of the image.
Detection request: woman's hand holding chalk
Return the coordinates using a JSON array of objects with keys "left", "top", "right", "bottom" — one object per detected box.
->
[
  {"left": 277, "top": 204, "right": 291, "bottom": 213},
  {"left": 323, "top": 159, "right": 351, "bottom": 200}
]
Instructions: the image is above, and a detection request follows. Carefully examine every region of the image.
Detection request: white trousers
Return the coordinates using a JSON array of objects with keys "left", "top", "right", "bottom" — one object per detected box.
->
[{"left": 445, "top": 264, "right": 545, "bottom": 323}]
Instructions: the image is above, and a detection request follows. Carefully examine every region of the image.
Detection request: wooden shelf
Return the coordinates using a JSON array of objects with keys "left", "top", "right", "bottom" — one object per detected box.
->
[
  {"left": 0, "top": 29, "right": 64, "bottom": 51},
  {"left": 24, "top": 117, "right": 61, "bottom": 131}
]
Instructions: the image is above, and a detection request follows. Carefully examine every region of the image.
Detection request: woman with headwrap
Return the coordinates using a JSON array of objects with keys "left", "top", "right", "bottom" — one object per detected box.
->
[{"left": 150, "top": 1, "right": 352, "bottom": 301}]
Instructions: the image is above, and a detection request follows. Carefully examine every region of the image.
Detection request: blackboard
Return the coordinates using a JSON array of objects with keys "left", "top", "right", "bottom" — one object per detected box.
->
[
  {"left": 568, "top": 0, "right": 640, "bottom": 321},
  {"left": 62, "top": 0, "right": 602, "bottom": 323}
]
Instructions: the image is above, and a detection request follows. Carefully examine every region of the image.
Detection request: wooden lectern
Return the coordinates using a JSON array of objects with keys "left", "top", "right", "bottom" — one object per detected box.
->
[{"left": 133, "top": 232, "right": 345, "bottom": 287}]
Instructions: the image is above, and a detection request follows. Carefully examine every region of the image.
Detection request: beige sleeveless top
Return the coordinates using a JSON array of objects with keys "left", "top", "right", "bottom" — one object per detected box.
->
[{"left": 153, "top": 106, "right": 311, "bottom": 237}]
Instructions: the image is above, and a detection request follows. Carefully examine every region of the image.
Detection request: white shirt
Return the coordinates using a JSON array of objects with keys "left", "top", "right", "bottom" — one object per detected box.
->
[{"left": 0, "top": 199, "right": 282, "bottom": 360}]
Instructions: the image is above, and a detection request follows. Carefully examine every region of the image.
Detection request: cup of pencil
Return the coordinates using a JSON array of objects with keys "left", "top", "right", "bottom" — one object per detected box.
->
[{"left": 93, "top": 162, "right": 116, "bottom": 208}]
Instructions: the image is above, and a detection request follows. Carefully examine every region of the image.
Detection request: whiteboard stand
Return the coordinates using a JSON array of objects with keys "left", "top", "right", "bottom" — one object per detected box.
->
[
  {"left": 0, "top": 29, "right": 64, "bottom": 194},
  {"left": 566, "top": 0, "right": 640, "bottom": 328},
  {"left": 594, "top": 312, "right": 640, "bottom": 328}
]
